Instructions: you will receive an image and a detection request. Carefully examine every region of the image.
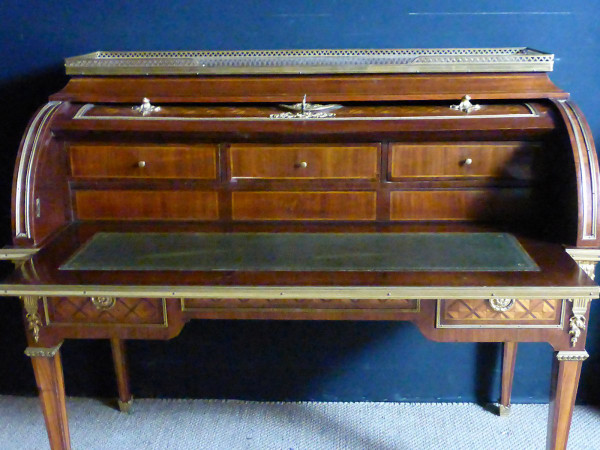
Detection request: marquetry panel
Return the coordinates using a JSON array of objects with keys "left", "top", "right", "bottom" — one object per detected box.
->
[
  {"left": 182, "top": 298, "right": 419, "bottom": 311},
  {"left": 389, "top": 142, "right": 539, "bottom": 180},
  {"left": 390, "top": 189, "right": 532, "bottom": 221},
  {"left": 44, "top": 297, "right": 167, "bottom": 327},
  {"left": 75, "top": 190, "right": 219, "bottom": 220},
  {"left": 232, "top": 191, "right": 376, "bottom": 221},
  {"left": 70, "top": 144, "right": 217, "bottom": 179},
  {"left": 229, "top": 144, "right": 379, "bottom": 180},
  {"left": 436, "top": 299, "right": 564, "bottom": 328}
]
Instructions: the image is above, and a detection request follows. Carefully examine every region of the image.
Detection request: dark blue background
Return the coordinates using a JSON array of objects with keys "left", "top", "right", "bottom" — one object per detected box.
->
[{"left": 0, "top": 1, "right": 599, "bottom": 404}]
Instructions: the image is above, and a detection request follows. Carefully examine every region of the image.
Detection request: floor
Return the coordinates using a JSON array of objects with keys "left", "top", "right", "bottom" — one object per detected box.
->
[{"left": 1, "top": 396, "right": 598, "bottom": 449}]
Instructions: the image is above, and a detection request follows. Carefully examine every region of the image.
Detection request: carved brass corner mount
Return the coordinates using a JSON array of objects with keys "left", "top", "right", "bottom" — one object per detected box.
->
[
  {"left": 22, "top": 296, "right": 42, "bottom": 343},
  {"left": 567, "top": 298, "right": 590, "bottom": 347}
]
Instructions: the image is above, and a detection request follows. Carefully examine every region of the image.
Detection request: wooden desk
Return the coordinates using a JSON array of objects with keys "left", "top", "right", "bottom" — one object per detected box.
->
[{"left": 2, "top": 48, "right": 599, "bottom": 449}]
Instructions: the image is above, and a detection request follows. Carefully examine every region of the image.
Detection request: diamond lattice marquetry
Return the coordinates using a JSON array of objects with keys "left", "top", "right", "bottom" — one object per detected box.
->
[
  {"left": 444, "top": 299, "right": 559, "bottom": 321},
  {"left": 48, "top": 297, "right": 165, "bottom": 325}
]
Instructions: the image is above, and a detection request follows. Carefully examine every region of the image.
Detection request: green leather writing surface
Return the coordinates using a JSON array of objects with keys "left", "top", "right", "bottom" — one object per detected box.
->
[{"left": 60, "top": 232, "right": 538, "bottom": 272}]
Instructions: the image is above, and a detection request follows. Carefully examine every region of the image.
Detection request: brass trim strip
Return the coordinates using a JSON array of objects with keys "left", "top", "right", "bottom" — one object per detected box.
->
[
  {"left": 74, "top": 111, "right": 538, "bottom": 122},
  {"left": 43, "top": 297, "right": 168, "bottom": 328},
  {"left": 24, "top": 342, "right": 63, "bottom": 358},
  {"left": 435, "top": 299, "right": 566, "bottom": 329},
  {"left": 2, "top": 285, "right": 597, "bottom": 300},
  {"left": 181, "top": 298, "right": 421, "bottom": 313},
  {"left": 556, "top": 350, "right": 589, "bottom": 361},
  {"left": 0, "top": 248, "right": 39, "bottom": 262},
  {"left": 565, "top": 248, "right": 600, "bottom": 261}
]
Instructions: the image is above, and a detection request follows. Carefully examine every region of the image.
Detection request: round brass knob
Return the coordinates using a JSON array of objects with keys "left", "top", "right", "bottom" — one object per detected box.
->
[
  {"left": 463, "top": 158, "right": 473, "bottom": 166},
  {"left": 137, "top": 161, "right": 146, "bottom": 168},
  {"left": 295, "top": 161, "right": 308, "bottom": 168}
]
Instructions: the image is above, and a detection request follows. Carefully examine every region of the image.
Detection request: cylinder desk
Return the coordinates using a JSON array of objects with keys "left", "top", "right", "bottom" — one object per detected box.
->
[{"left": 0, "top": 48, "right": 598, "bottom": 449}]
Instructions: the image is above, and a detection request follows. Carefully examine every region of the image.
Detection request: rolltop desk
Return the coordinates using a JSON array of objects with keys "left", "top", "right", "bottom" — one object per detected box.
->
[{"left": 2, "top": 48, "right": 599, "bottom": 449}]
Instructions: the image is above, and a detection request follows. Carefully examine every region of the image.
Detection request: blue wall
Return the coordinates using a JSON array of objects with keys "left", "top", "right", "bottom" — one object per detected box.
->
[{"left": 1, "top": 1, "right": 599, "bottom": 404}]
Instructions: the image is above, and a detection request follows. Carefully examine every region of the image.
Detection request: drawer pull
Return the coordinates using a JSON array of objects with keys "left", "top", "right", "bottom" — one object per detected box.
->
[
  {"left": 132, "top": 97, "right": 161, "bottom": 116},
  {"left": 450, "top": 95, "right": 481, "bottom": 114},
  {"left": 463, "top": 158, "right": 473, "bottom": 166},
  {"left": 295, "top": 161, "right": 308, "bottom": 168},
  {"left": 137, "top": 160, "right": 147, "bottom": 168},
  {"left": 91, "top": 296, "right": 116, "bottom": 311},
  {"left": 489, "top": 298, "right": 515, "bottom": 312}
]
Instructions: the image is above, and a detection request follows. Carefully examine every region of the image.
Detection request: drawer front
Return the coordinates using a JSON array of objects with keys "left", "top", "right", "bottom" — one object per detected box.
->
[
  {"left": 437, "top": 299, "right": 564, "bottom": 328},
  {"left": 44, "top": 297, "right": 167, "bottom": 327},
  {"left": 70, "top": 144, "right": 217, "bottom": 179},
  {"left": 390, "top": 189, "right": 532, "bottom": 221},
  {"left": 182, "top": 298, "right": 419, "bottom": 311},
  {"left": 75, "top": 190, "right": 219, "bottom": 220},
  {"left": 232, "top": 191, "right": 376, "bottom": 221},
  {"left": 389, "top": 143, "right": 538, "bottom": 180},
  {"left": 229, "top": 144, "right": 379, "bottom": 180}
]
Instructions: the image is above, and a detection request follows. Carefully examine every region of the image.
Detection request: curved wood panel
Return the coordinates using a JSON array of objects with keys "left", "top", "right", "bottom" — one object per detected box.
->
[
  {"left": 551, "top": 100, "right": 600, "bottom": 247},
  {"left": 11, "top": 102, "right": 70, "bottom": 247}
]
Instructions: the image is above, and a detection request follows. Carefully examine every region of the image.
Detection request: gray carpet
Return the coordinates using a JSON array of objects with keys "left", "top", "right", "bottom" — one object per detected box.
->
[{"left": 0, "top": 396, "right": 598, "bottom": 449}]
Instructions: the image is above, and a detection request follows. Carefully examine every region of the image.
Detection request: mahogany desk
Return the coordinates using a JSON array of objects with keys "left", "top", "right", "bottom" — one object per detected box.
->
[{"left": 2, "top": 48, "right": 599, "bottom": 449}]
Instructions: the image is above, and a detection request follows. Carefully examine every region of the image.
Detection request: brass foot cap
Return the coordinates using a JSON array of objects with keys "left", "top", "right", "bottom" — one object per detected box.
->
[
  {"left": 118, "top": 397, "right": 134, "bottom": 414},
  {"left": 498, "top": 404, "right": 511, "bottom": 417}
]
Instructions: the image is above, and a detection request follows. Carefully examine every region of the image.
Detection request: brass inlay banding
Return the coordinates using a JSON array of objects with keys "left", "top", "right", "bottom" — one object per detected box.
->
[
  {"left": 43, "top": 297, "right": 168, "bottom": 328},
  {"left": 435, "top": 299, "right": 566, "bottom": 329}
]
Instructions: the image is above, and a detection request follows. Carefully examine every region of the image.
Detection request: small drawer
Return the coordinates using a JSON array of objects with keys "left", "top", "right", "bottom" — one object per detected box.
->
[
  {"left": 437, "top": 299, "right": 564, "bottom": 328},
  {"left": 390, "top": 189, "right": 533, "bottom": 221},
  {"left": 70, "top": 144, "right": 217, "bottom": 179},
  {"left": 44, "top": 297, "right": 167, "bottom": 327},
  {"left": 229, "top": 144, "right": 379, "bottom": 180},
  {"left": 388, "top": 142, "right": 539, "bottom": 181},
  {"left": 232, "top": 191, "right": 376, "bottom": 221},
  {"left": 75, "top": 190, "right": 219, "bottom": 220},
  {"left": 182, "top": 298, "right": 419, "bottom": 311}
]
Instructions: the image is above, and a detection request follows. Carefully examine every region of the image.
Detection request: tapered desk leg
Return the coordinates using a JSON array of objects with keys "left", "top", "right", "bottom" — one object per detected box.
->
[
  {"left": 110, "top": 338, "right": 133, "bottom": 413},
  {"left": 499, "top": 342, "right": 518, "bottom": 416},
  {"left": 25, "top": 343, "right": 71, "bottom": 450},
  {"left": 546, "top": 351, "right": 588, "bottom": 450}
]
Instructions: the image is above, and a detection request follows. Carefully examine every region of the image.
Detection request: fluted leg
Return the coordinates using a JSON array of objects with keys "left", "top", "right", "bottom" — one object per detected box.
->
[
  {"left": 26, "top": 343, "right": 71, "bottom": 450},
  {"left": 499, "top": 342, "right": 518, "bottom": 416},
  {"left": 110, "top": 338, "right": 133, "bottom": 413},
  {"left": 546, "top": 351, "right": 587, "bottom": 450}
]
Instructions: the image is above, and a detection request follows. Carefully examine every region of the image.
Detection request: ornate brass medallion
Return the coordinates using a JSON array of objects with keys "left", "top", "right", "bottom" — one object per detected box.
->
[
  {"left": 488, "top": 298, "right": 515, "bottom": 312},
  {"left": 90, "top": 296, "right": 116, "bottom": 311}
]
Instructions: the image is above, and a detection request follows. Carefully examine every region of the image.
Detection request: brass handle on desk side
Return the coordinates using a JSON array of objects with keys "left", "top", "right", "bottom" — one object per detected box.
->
[
  {"left": 137, "top": 161, "right": 147, "bottom": 168},
  {"left": 295, "top": 161, "right": 308, "bottom": 168}
]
